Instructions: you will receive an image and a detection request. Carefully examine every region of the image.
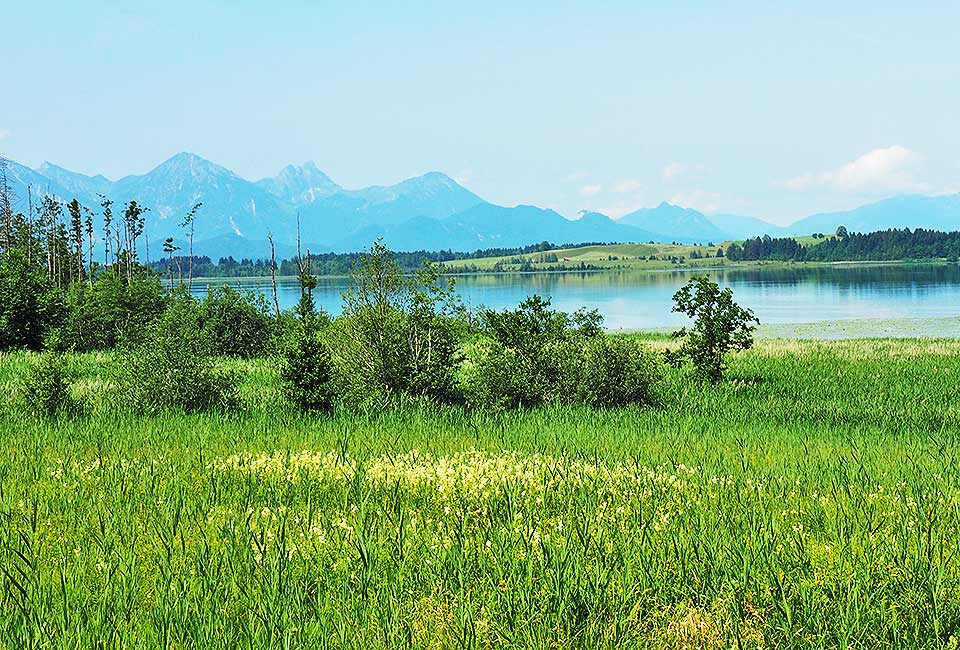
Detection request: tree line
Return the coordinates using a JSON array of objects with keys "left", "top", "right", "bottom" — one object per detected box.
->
[{"left": 726, "top": 228, "right": 960, "bottom": 263}]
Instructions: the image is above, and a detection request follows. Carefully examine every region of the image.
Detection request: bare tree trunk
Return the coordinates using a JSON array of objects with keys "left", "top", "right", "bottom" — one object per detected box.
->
[
  {"left": 188, "top": 222, "right": 194, "bottom": 291},
  {"left": 268, "top": 232, "right": 280, "bottom": 317},
  {"left": 296, "top": 211, "right": 305, "bottom": 300},
  {"left": 27, "top": 186, "right": 33, "bottom": 265}
]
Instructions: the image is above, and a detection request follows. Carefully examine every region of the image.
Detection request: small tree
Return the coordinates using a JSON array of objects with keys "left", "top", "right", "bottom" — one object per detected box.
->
[
  {"left": 279, "top": 312, "right": 335, "bottom": 413},
  {"left": 669, "top": 276, "right": 758, "bottom": 382},
  {"left": 180, "top": 202, "right": 202, "bottom": 290}
]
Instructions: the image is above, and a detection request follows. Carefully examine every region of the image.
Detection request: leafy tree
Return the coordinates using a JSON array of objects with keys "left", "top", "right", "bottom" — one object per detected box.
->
[
  {"left": 198, "top": 284, "right": 275, "bottom": 357},
  {"left": 836, "top": 225, "right": 849, "bottom": 239},
  {"left": 331, "top": 241, "right": 463, "bottom": 405},
  {"left": 0, "top": 250, "right": 63, "bottom": 351},
  {"left": 669, "top": 276, "right": 758, "bottom": 382},
  {"left": 20, "top": 352, "right": 76, "bottom": 417},
  {"left": 279, "top": 312, "right": 335, "bottom": 413},
  {"left": 116, "top": 293, "right": 237, "bottom": 413}
]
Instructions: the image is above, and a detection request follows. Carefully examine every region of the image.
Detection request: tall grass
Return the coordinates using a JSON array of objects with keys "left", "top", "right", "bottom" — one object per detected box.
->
[{"left": 1, "top": 338, "right": 959, "bottom": 647}]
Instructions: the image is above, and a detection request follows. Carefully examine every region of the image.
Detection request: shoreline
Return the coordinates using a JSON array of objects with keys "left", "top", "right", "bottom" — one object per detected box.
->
[{"left": 622, "top": 316, "right": 960, "bottom": 340}]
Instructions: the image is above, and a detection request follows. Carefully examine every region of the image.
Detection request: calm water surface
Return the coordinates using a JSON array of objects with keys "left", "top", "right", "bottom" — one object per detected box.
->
[{"left": 190, "top": 264, "right": 960, "bottom": 330}]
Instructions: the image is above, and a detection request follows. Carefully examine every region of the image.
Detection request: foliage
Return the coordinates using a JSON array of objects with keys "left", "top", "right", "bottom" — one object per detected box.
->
[
  {"left": 0, "top": 250, "right": 63, "bottom": 351},
  {"left": 1, "top": 339, "right": 959, "bottom": 646},
  {"left": 279, "top": 313, "right": 335, "bottom": 413},
  {"left": 19, "top": 352, "right": 75, "bottom": 417},
  {"left": 727, "top": 228, "right": 960, "bottom": 262},
  {"left": 49, "top": 271, "right": 167, "bottom": 351},
  {"left": 330, "top": 241, "right": 464, "bottom": 406},
  {"left": 464, "top": 295, "right": 604, "bottom": 408},
  {"left": 115, "top": 294, "right": 237, "bottom": 413},
  {"left": 571, "top": 335, "right": 662, "bottom": 407},
  {"left": 198, "top": 284, "right": 276, "bottom": 358},
  {"left": 670, "top": 276, "right": 758, "bottom": 382}
]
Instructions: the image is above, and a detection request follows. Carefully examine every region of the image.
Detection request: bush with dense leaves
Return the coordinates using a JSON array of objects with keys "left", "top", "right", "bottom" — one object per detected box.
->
[
  {"left": 19, "top": 352, "right": 76, "bottom": 417},
  {"left": 461, "top": 296, "right": 603, "bottom": 409},
  {"left": 279, "top": 314, "right": 335, "bottom": 413},
  {"left": 0, "top": 251, "right": 64, "bottom": 351},
  {"left": 116, "top": 296, "right": 237, "bottom": 413},
  {"left": 50, "top": 271, "right": 166, "bottom": 352},
  {"left": 329, "top": 242, "right": 464, "bottom": 407},
  {"left": 198, "top": 284, "right": 276, "bottom": 358},
  {"left": 570, "top": 336, "right": 661, "bottom": 408}
]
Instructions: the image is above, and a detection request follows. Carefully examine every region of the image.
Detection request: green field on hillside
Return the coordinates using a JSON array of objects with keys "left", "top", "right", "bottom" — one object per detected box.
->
[
  {"left": 442, "top": 238, "right": 822, "bottom": 272},
  {"left": 2, "top": 338, "right": 960, "bottom": 647}
]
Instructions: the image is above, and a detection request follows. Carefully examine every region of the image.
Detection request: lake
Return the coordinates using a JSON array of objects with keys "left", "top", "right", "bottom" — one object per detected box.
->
[{"left": 189, "top": 263, "right": 960, "bottom": 331}]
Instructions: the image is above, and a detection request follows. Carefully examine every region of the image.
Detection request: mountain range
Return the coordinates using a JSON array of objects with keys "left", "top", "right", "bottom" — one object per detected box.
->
[{"left": 3, "top": 152, "right": 959, "bottom": 259}]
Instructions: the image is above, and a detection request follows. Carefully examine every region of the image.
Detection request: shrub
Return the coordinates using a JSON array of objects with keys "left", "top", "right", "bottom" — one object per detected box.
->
[
  {"left": 198, "top": 284, "right": 275, "bottom": 358},
  {"left": 571, "top": 336, "right": 661, "bottom": 407},
  {"left": 116, "top": 296, "right": 237, "bottom": 413},
  {"left": 20, "top": 352, "right": 75, "bottom": 417},
  {"left": 331, "top": 242, "right": 463, "bottom": 407},
  {"left": 465, "top": 296, "right": 603, "bottom": 408},
  {"left": 279, "top": 314, "right": 335, "bottom": 413},
  {"left": 50, "top": 271, "right": 166, "bottom": 352},
  {"left": 457, "top": 338, "right": 530, "bottom": 411},
  {"left": 0, "top": 251, "right": 64, "bottom": 351},
  {"left": 669, "top": 276, "right": 759, "bottom": 382}
]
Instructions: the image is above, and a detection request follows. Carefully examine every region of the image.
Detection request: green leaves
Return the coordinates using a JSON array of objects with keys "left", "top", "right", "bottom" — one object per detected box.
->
[{"left": 671, "top": 275, "right": 758, "bottom": 382}]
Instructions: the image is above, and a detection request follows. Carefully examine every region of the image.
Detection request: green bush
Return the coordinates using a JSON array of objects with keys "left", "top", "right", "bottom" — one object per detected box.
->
[
  {"left": 457, "top": 338, "right": 529, "bottom": 410},
  {"left": 0, "top": 251, "right": 64, "bottom": 351},
  {"left": 571, "top": 336, "right": 661, "bottom": 408},
  {"left": 50, "top": 271, "right": 166, "bottom": 352},
  {"left": 198, "top": 284, "right": 276, "bottom": 358},
  {"left": 20, "top": 352, "right": 76, "bottom": 417},
  {"left": 670, "top": 275, "right": 758, "bottom": 382},
  {"left": 330, "top": 242, "right": 464, "bottom": 407},
  {"left": 116, "top": 296, "right": 237, "bottom": 413},
  {"left": 279, "top": 314, "right": 335, "bottom": 413},
  {"left": 463, "top": 296, "right": 604, "bottom": 409}
]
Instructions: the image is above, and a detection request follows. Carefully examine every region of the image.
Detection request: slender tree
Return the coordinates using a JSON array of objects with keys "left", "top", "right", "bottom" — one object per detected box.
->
[
  {"left": 83, "top": 206, "right": 95, "bottom": 285},
  {"left": 68, "top": 198, "right": 84, "bottom": 284},
  {"left": 99, "top": 195, "right": 113, "bottom": 270},
  {"left": 162, "top": 237, "right": 180, "bottom": 287},
  {"left": 122, "top": 200, "right": 149, "bottom": 282},
  {"left": 267, "top": 231, "right": 280, "bottom": 317},
  {"left": 180, "top": 202, "right": 202, "bottom": 290},
  {"left": 0, "top": 157, "right": 16, "bottom": 253}
]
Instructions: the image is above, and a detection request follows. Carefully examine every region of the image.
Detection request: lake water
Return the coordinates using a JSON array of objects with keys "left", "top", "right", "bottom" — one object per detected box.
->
[{"left": 190, "top": 264, "right": 960, "bottom": 330}]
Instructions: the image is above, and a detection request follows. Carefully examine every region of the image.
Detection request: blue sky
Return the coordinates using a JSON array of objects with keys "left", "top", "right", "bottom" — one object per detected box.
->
[{"left": 3, "top": 1, "right": 957, "bottom": 224}]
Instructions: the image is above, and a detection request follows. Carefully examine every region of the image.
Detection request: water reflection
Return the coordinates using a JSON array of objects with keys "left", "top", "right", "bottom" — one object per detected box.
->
[{"left": 189, "top": 264, "right": 960, "bottom": 330}]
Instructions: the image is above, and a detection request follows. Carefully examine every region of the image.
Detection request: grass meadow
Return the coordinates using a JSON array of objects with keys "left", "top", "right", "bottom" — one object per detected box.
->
[{"left": 1, "top": 337, "right": 960, "bottom": 648}]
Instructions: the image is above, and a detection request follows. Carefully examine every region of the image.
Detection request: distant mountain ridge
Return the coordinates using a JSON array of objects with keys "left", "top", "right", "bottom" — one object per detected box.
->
[{"left": 2, "top": 153, "right": 959, "bottom": 259}]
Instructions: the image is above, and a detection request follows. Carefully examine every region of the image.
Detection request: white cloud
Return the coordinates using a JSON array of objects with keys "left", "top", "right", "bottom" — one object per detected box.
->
[
  {"left": 0, "top": 129, "right": 9, "bottom": 141},
  {"left": 579, "top": 184, "right": 603, "bottom": 197},
  {"left": 669, "top": 189, "right": 723, "bottom": 214},
  {"left": 598, "top": 201, "right": 646, "bottom": 218},
  {"left": 662, "top": 162, "right": 686, "bottom": 182},
  {"left": 565, "top": 171, "right": 589, "bottom": 182},
  {"left": 785, "top": 145, "right": 930, "bottom": 194},
  {"left": 612, "top": 179, "right": 643, "bottom": 194},
  {"left": 454, "top": 169, "right": 473, "bottom": 186},
  {"left": 662, "top": 162, "right": 706, "bottom": 184}
]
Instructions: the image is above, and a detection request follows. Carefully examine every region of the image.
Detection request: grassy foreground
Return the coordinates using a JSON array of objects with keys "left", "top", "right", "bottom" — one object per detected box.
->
[{"left": 2, "top": 338, "right": 960, "bottom": 648}]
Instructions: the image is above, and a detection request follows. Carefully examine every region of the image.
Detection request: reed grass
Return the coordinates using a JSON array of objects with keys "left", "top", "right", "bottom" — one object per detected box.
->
[{"left": 1, "top": 338, "right": 959, "bottom": 648}]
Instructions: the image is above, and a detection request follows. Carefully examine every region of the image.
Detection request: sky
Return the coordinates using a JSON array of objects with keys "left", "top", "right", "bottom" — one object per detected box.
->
[{"left": 2, "top": 1, "right": 958, "bottom": 225}]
